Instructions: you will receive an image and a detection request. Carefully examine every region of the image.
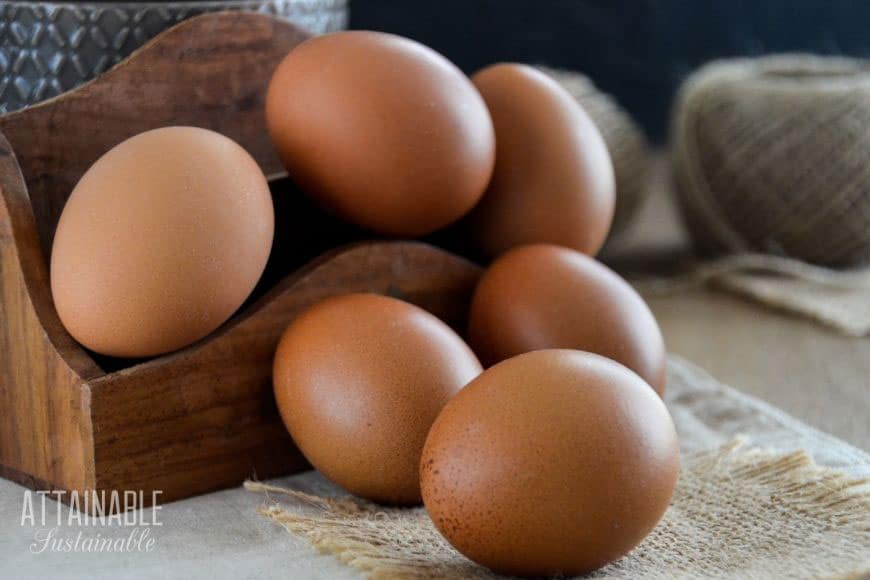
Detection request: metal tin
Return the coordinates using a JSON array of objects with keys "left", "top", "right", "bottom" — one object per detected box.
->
[{"left": 0, "top": 0, "right": 348, "bottom": 112}]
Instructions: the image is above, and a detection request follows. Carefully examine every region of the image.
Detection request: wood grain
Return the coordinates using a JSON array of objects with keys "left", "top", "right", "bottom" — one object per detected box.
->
[
  {"left": 0, "top": 131, "right": 97, "bottom": 497},
  {"left": 0, "top": 12, "right": 311, "bottom": 256},
  {"left": 0, "top": 12, "right": 484, "bottom": 508}
]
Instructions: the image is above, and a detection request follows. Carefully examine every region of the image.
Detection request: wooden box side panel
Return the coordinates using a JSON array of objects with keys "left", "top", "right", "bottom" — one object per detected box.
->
[
  {"left": 0, "top": 12, "right": 312, "bottom": 501},
  {"left": 88, "top": 243, "right": 481, "bottom": 504},
  {"left": 0, "top": 144, "right": 98, "bottom": 494}
]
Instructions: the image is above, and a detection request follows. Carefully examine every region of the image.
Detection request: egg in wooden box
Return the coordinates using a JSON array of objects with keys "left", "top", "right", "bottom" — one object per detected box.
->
[
  {"left": 50, "top": 126, "right": 274, "bottom": 358},
  {"left": 266, "top": 31, "right": 496, "bottom": 237}
]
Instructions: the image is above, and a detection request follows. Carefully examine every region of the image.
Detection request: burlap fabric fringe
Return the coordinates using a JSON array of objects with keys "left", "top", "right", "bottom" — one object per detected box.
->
[
  {"left": 540, "top": 66, "right": 653, "bottom": 236},
  {"left": 246, "top": 357, "right": 870, "bottom": 579},
  {"left": 672, "top": 54, "right": 870, "bottom": 267},
  {"left": 633, "top": 252, "right": 870, "bottom": 337}
]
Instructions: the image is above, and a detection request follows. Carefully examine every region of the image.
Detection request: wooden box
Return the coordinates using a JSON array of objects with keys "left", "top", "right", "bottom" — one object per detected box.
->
[{"left": 0, "top": 13, "right": 481, "bottom": 506}]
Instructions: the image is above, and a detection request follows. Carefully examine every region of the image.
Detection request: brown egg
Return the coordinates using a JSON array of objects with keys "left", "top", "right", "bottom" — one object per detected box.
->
[
  {"left": 266, "top": 31, "right": 495, "bottom": 237},
  {"left": 465, "top": 63, "right": 615, "bottom": 258},
  {"left": 50, "top": 126, "right": 273, "bottom": 358},
  {"left": 272, "top": 293, "right": 482, "bottom": 504},
  {"left": 421, "top": 349, "right": 679, "bottom": 576},
  {"left": 468, "top": 244, "right": 666, "bottom": 395}
]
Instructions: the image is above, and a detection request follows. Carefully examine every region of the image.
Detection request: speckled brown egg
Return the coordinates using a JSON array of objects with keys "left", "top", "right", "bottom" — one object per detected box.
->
[
  {"left": 272, "top": 293, "right": 482, "bottom": 505},
  {"left": 420, "top": 349, "right": 680, "bottom": 577},
  {"left": 465, "top": 63, "right": 615, "bottom": 258},
  {"left": 50, "top": 126, "right": 273, "bottom": 358},
  {"left": 468, "top": 244, "right": 667, "bottom": 395},
  {"left": 266, "top": 31, "right": 495, "bottom": 237}
]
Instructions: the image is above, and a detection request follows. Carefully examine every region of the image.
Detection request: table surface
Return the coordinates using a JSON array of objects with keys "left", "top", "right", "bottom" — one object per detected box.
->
[{"left": 1, "top": 172, "right": 867, "bottom": 578}]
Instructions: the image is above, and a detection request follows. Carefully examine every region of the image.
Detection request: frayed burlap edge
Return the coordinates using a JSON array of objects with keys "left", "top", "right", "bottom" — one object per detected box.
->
[
  {"left": 633, "top": 253, "right": 870, "bottom": 337},
  {"left": 244, "top": 481, "right": 439, "bottom": 580},
  {"left": 245, "top": 438, "right": 870, "bottom": 580}
]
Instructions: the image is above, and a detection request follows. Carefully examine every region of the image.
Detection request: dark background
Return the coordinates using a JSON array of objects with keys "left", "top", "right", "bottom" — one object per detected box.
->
[{"left": 350, "top": 0, "right": 870, "bottom": 141}]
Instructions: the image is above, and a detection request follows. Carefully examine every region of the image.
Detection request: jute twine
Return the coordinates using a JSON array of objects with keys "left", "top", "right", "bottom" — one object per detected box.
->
[
  {"left": 672, "top": 54, "right": 870, "bottom": 267},
  {"left": 247, "top": 357, "right": 870, "bottom": 579},
  {"left": 540, "top": 66, "right": 653, "bottom": 236}
]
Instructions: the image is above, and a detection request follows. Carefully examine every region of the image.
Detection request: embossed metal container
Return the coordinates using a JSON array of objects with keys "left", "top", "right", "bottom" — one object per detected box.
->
[{"left": 0, "top": 0, "right": 348, "bottom": 112}]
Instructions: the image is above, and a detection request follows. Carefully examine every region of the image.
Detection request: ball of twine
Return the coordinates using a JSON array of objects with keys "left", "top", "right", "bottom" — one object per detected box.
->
[
  {"left": 539, "top": 67, "right": 653, "bottom": 236},
  {"left": 672, "top": 54, "right": 870, "bottom": 268}
]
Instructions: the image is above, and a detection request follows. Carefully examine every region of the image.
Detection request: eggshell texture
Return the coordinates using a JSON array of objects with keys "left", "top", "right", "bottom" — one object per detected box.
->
[
  {"left": 421, "top": 349, "right": 680, "bottom": 576},
  {"left": 266, "top": 31, "right": 496, "bottom": 237},
  {"left": 466, "top": 63, "right": 615, "bottom": 258},
  {"left": 468, "top": 244, "right": 666, "bottom": 395},
  {"left": 272, "top": 293, "right": 482, "bottom": 505},
  {"left": 50, "top": 126, "right": 273, "bottom": 358}
]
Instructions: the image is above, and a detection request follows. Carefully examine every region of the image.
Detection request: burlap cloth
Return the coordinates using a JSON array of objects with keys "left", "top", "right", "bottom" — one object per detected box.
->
[
  {"left": 634, "top": 253, "right": 870, "bottom": 337},
  {"left": 246, "top": 356, "right": 870, "bottom": 579}
]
